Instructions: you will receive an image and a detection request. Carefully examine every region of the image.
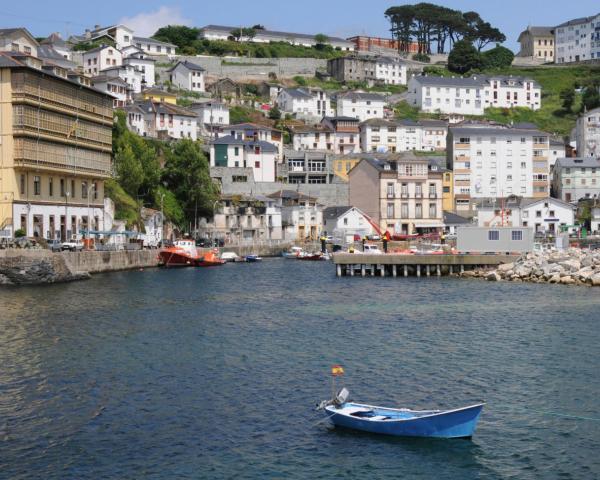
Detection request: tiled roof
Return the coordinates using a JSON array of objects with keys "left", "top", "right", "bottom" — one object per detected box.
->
[
  {"left": 282, "top": 88, "right": 314, "bottom": 99},
  {"left": 199, "top": 24, "right": 352, "bottom": 44},
  {"left": 212, "top": 134, "right": 278, "bottom": 152},
  {"left": 555, "top": 14, "right": 600, "bottom": 29},
  {"left": 167, "top": 60, "right": 205, "bottom": 72},
  {"left": 133, "top": 36, "right": 177, "bottom": 48},
  {"left": 555, "top": 157, "right": 600, "bottom": 168},
  {"left": 411, "top": 75, "right": 486, "bottom": 87},
  {"left": 323, "top": 206, "right": 353, "bottom": 220},
  {"left": 337, "top": 91, "right": 386, "bottom": 102}
]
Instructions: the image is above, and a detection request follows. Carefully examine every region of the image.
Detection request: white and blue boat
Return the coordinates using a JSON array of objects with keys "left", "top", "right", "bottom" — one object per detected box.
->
[
  {"left": 318, "top": 389, "right": 484, "bottom": 439},
  {"left": 245, "top": 254, "right": 262, "bottom": 262}
]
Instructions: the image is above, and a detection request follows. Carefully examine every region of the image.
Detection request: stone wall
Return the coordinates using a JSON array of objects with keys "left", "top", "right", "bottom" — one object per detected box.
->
[
  {"left": 155, "top": 56, "right": 328, "bottom": 82},
  {"left": 62, "top": 250, "right": 160, "bottom": 274}
]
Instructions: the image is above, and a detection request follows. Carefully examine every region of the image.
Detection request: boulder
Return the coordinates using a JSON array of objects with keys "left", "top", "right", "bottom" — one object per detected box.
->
[
  {"left": 486, "top": 272, "right": 500, "bottom": 282},
  {"left": 560, "top": 275, "right": 575, "bottom": 285},
  {"left": 497, "top": 262, "right": 514, "bottom": 273},
  {"left": 559, "top": 259, "right": 581, "bottom": 272},
  {"left": 549, "top": 274, "right": 561, "bottom": 284},
  {"left": 591, "top": 273, "right": 600, "bottom": 287}
]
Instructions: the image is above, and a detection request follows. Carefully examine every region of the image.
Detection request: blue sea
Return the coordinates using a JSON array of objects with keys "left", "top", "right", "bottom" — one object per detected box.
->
[{"left": 1, "top": 259, "right": 599, "bottom": 479}]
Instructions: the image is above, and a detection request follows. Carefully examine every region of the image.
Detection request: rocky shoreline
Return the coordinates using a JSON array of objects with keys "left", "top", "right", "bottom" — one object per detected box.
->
[{"left": 457, "top": 249, "right": 600, "bottom": 286}]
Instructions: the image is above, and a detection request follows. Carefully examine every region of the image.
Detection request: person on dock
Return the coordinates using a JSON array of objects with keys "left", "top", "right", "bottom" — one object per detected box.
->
[
  {"left": 383, "top": 231, "right": 390, "bottom": 253},
  {"left": 320, "top": 234, "right": 327, "bottom": 253},
  {"left": 362, "top": 237, "right": 366, "bottom": 252}
]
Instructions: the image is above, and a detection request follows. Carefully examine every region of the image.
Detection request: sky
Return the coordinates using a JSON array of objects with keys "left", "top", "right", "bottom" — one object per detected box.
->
[{"left": 2, "top": 0, "right": 599, "bottom": 52}]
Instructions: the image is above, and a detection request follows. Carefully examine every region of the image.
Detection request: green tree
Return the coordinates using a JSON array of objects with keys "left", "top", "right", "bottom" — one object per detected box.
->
[
  {"left": 481, "top": 45, "right": 514, "bottom": 69},
  {"left": 153, "top": 25, "right": 199, "bottom": 50},
  {"left": 581, "top": 85, "right": 600, "bottom": 112},
  {"left": 314, "top": 33, "right": 329, "bottom": 45},
  {"left": 162, "top": 140, "right": 219, "bottom": 224},
  {"left": 448, "top": 39, "right": 482, "bottom": 74},
  {"left": 114, "top": 144, "right": 144, "bottom": 198},
  {"left": 560, "top": 88, "right": 575, "bottom": 112},
  {"left": 268, "top": 106, "right": 282, "bottom": 120},
  {"left": 154, "top": 186, "right": 185, "bottom": 226}
]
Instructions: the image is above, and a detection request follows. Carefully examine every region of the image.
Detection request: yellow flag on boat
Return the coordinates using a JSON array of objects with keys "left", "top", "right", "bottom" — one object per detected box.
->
[{"left": 331, "top": 365, "right": 344, "bottom": 376}]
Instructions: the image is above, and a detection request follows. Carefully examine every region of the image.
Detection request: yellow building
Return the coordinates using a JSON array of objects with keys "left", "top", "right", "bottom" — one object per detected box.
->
[
  {"left": 141, "top": 87, "right": 177, "bottom": 105},
  {"left": 442, "top": 170, "right": 454, "bottom": 212},
  {"left": 0, "top": 52, "right": 113, "bottom": 239},
  {"left": 333, "top": 157, "right": 360, "bottom": 181}
]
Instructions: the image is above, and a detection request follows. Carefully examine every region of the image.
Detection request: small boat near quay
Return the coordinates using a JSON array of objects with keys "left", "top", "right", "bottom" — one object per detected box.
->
[
  {"left": 221, "top": 251, "right": 243, "bottom": 263},
  {"left": 197, "top": 249, "right": 226, "bottom": 267},
  {"left": 318, "top": 388, "right": 484, "bottom": 439},
  {"left": 297, "top": 252, "right": 327, "bottom": 261},
  {"left": 244, "top": 254, "right": 262, "bottom": 262},
  {"left": 282, "top": 246, "right": 303, "bottom": 258}
]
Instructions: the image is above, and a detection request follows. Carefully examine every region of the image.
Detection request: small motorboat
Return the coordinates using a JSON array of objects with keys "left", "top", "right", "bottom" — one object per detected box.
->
[
  {"left": 244, "top": 254, "right": 262, "bottom": 262},
  {"left": 297, "top": 251, "right": 326, "bottom": 261},
  {"left": 221, "top": 251, "right": 242, "bottom": 263},
  {"left": 282, "top": 246, "right": 303, "bottom": 258},
  {"left": 197, "top": 249, "right": 225, "bottom": 267},
  {"left": 317, "top": 388, "right": 484, "bottom": 439}
]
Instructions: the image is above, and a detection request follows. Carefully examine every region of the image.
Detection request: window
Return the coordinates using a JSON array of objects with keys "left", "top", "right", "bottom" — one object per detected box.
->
[
  {"left": 255, "top": 161, "right": 260, "bottom": 168},
  {"left": 33, "top": 176, "right": 41, "bottom": 195},
  {"left": 20, "top": 174, "right": 26, "bottom": 195},
  {"left": 429, "top": 203, "right": 437, "bottom": 218},
  {"left": 60, "top": 179, "right": 65, "bottom": 197},
  {"left": 49, "top": 177, "right": 53, "bottom": 197},
  {"left": 387, "top": 182, "right": 394, "bottom": 198},
  {"left": 234, "top": 147, "right": 239, "bottom": 156},
  {"left": 401, "top": 203, "right": 409, "bottom": 218},
  {"left": 387, "top": 203, "right": 394, "bottom": 218},
  {"left": 488, "top": 230, "right": 500, "bottom": 241},
  {"left": 415, "top": 203, "right": 422, "bottom": 218},
  {"left": 71, "top": 180, "right": 75, "bottom": 199},
  {"left": 511, "top": 230, "right": 523, "bottom": 241}
]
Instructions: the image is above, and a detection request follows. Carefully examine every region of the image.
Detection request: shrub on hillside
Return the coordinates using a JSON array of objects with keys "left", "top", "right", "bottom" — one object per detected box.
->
[
  {"left": 448, "top": 40, "right": 482, "bottom": 74},
  {"left": 412, "top": 53, "right": 430, "bottom": 63},
  {"left": 481, "top": 45, "right": 514, "bottom": 69}
]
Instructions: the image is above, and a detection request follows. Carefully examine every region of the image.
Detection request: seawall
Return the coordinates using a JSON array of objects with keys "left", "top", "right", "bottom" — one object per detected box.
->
[{"left": 61, "top": 250, "right": 160, "bottom": 274}]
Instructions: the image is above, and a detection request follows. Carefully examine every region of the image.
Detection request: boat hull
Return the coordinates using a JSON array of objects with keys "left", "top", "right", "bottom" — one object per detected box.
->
[
  {"left": 325, "top": 403, "right": 484, "bottom": 439},
  {"left": 158, "top": 251, "right": 201, "bottom": 267}
]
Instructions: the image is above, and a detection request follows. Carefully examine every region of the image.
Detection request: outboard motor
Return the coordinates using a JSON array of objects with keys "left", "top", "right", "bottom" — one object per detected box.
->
[{"left": 333, "top": 387, "right": 349, "bottom": 407}]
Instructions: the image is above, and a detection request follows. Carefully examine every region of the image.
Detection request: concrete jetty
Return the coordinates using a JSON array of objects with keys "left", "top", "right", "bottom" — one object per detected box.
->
[{"left": 333, "top": 253, "right": 518, "bottom": 278}]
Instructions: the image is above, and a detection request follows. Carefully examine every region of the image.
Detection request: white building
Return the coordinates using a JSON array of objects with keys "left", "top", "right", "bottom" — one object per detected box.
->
[
  {"left": 191, "top": 101, "right": 230, "bottom": 136},
  {"left": 129, "top": 101, "right": 198, "bottom": 140},
  {"left": 291, "top": 117, "right": 360, "bottom": 154},
  {"left": 40, "top": 32, "right": 71, "bottom": 60},
  {"left": 360, "top": 118, "right": 447, "bottom": 153},
  {"left": 419, "top": 120, "right": 448, "bottom": 151},
  {"left": 101, "top": 63, "right": 143, "bottom": 94},
  {"left": 0, "top": 27, "right": 39, "bottom": 56},
  {"left": 554, "top": 13, "right": 600, "bottom": 64},
  {"left": 336, "top": 92, "right": 386, "bottom": 121},
  {"left": 82, "top": 45, "right": 122, "bottom": 76},
  {"left": 323, "top": 206, "right": 377, "bottom": 242},
  {"left": 216, "top": 123, "right": 283, "bottom": 159},
  {"left": 91, "top": 75, "right": 128, "bottom": 108},
  {"left": 407, "top": 75, "right": 541, "bottom": 115},
  {"left": 210, "top": 136, "right": 278, "bottom": 182},
  {"left": 133, "top": 36, "right": 177, "bottom": 56},
  {"left": 267, "top": 190, "right": 324, "bottom": 241},
  {"left": 123, "top": 51, "right": 156, "bottom": 88},
  {"left": 375, "top": 56, "right": 407, "bottom": 85},
  {"left": 475, "top": 196, "right": 575, "bottom": 234},
  {"left": 575, "top": 106, "right": 600, "bottom": 157},
  {"left": 447, "top": 124, "right": 551, "bottom": 212},
  {"left": 140, "top": 207, "right": 163, "bottom": 247},
  {"left": 198, "top": 25, "right": 355, "bottom": 50},
  {"left": 276, "top": 88, "right": 332, "bottom": 121},
  {"left": 167, "top": 60, "right": 206, "bottom": 92},
  {"left": 124, "top": 103, "right": 148, "bottom": 136}
]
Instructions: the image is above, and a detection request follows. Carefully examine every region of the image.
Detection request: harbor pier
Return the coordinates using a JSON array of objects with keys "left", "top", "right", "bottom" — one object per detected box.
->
[{"left": 333, "top": 253, "right": 518, "bottom": 278}]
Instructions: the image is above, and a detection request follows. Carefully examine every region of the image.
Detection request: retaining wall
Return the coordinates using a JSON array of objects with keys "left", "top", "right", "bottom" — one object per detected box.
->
[{"left": 61, "top": 250, "right": 160, "bottom": 273}]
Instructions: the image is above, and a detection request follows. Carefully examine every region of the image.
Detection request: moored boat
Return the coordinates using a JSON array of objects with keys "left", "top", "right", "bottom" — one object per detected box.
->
[
  {"left": 317, "top": 388, "right": 484, "bottom": 439},
  {"left": 244, "top": 254, "right": 262, "bottom": 262},
  {"left": 197, "top": 249, "right": 225, "bottom": 267},
  {"left": 159, "top": 240, "right": 203, "bottom": 267},
  {"left": 297, "top": 252, "right": 326, "bottom": 261},
  {"left": 221, "top": 251, "right": 242, "bottom": 263},
  {"left": 282, "top": 246, "right": 303, "bottom": 258}
]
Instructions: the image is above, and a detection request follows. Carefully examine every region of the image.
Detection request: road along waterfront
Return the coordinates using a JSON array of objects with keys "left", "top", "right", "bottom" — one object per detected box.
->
[{"left": 1, "top": 259, "right": 599, "bottom": 479}]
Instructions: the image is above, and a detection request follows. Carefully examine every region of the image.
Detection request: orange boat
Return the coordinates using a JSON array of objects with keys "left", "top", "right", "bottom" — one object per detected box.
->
[
  {"left": 159, "top": 240, "right": 203, "bottom": 267},
  {"left": 197, "top": 248, "right": 225, "bottom": 267}
]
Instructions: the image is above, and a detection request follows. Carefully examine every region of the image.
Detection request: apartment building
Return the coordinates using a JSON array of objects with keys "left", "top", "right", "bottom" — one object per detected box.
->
[
  {"left": 132, "top": 36, "right": 177, "bottom": 56},
  {"left": 327, "top": 55, "right": 407, "bottom": 85},
  {"left": 167, "top": 60, "right": 206, "bottom": 93},
  {"left": 0, "top": 52, "right": 113, "bottom": 239},
  {"left": 407, "top": 75, "right": 541, "bottom": 115},
  {"left": 123, "top": 52, "right": 155, "bottom": 88},
  {"left": 575, "top": 106, "right": 600, "bottom": 157},
  {"left": 0, "top": 28, "right": 39, "bottom": 56},
  {"left": 101, "top": 63, "right": 143, "bottom": 94},
  {"left": 447, "top": 125, "right": 551, "bottom": 213},
  {"left": 82, "top": 45, "right": 122, "bottom": 76},
  {"left": 517, "top": 26, "right": 555, "bottom": 61},
  {"left": 70, "top": 24, "right": 133, "bottom": 51},
  {"left": 267, "top": 190, "right": 324, "bottom": 241},
  {"left": 276, "top": 88, "right": 332, "bottom": 121},
  {"left": 125, "top": 100, "right": 197, "bottom": 140},
  {"left": 360, "top": 118, "right": 448, "bottom": 153},
  {"left": 552, "top": 157, "right": 600, "bottom": 202},
  {"left": 554, "top": 13, "right": 600, "bottom": 63},
  {"left": 210, "top": 136, "right": 278, "bottom": 182},
  {"left": 348, "top": 154, "right": 443, "bottom": 235},
  {"left": 336, "top": 91, "right": 386, "bottom": 121},
  {"left": 284, "top": 152, "right": 335, "bottom": 184},
  {"left": 91, "top": 74, "right": 129, "bottom": 107},
  {"left": 291, "top": 116, "right": 360, "bottom": 154},
  {"left": 190, "top": 101, "right": 230, "bottom": 136},
  {"left": 216, "top": 123, "right": 283, "bottom": 159}
]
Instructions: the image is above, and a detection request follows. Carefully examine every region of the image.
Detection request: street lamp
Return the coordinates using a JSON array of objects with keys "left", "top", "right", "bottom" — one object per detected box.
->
[{"left": 159, "top": 191, "right": 166, "bottom": 246}]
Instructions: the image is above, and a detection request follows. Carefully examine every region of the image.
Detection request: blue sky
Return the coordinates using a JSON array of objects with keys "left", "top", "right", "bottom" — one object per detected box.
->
[{"left": 2, "top": 0, "right": 599, "bottom": 52}]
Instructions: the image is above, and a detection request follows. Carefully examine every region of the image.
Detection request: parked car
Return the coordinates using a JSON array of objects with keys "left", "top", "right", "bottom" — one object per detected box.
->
[
  {"left": 362, "top": 244, "right": 383, "bottom": 254},
  {"left": 46, "top": 239, "right": 62, "bottom": 252},
  {"left": 61, "top": 238, "right": 83, "bottom": 251},
  {"left": 366, "top": 234, "right": 381, "bottom": 241}
]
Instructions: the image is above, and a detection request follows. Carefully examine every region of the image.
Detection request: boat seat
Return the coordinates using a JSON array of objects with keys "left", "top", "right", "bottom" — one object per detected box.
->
[{"left": 370, "top": 415, "right": 392, "bottom": 421}]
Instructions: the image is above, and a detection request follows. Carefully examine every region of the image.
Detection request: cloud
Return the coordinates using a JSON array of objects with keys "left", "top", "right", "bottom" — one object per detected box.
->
[{"left": 119, "top": 6, "right": 191, "bottom": 37}]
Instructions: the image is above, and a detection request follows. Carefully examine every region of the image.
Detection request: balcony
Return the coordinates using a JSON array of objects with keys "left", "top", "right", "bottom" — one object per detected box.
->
[
  {"left": 414, "top": 192, "right": 423, "bottom": 198},
  {"left": 401, "top": 193, "right": 409, "bottom": 199},
  {"left": 533, "top": 143, "right": 548, "bottom": 149},
  {"left": 386, "top": 193, "right": 395, "bottom": 199},
  {"left": 428, "top": 193, "right": 437, "bottom": 199},
  {"left": 454, "top": 143, "right": 471, "bottom": 149}
]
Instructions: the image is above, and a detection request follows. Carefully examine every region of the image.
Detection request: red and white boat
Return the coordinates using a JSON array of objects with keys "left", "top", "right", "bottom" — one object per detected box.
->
[
  {"left": 197, "top": 248, "right": 225, "bottom": 267},
  {"left": 159, "top": 240, "right": 203, "bottom": 267}
]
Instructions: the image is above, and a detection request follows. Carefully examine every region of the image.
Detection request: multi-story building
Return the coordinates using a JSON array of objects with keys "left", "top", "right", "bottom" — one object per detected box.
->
[
  {"left": 276, "top": 87, "right": 332, "bottom": 121},
  {"left": 210, "top": 136, "right": 278, "bottom": 182},
  {"left": 291, "top": 116, "right": 360, "bottom": 154},
  {"left": 141, "top": 87, "right": 177, "bottom": 105},
  {"left": 348, "top": 154, "right": 443, "bottom": 235},
  {"left": 429, "top": 160, "right": 454, "bottom": 213},
  {"left": 336, "top": 91, "right": 386, "bottom": 121},
  {"left": 216, "top": 123, "right": 283, "bottom": 160},
  {"left": 420, "top": 119, "right": 448, "bottom": 151},
  {"left": 575, "top": 106, "right": 600, "bottom": 157},
  {"left": 190, "top": 101, "right": 230, "bottom": 136},
  {"left": 211, "top": 194, "right": 282, "bottom": 243},
  {"left": 82, "top": 45, "right": 122, "bottom": 76},
  {"left": 553, "top": 13, "right": 600, "bottom": 63},
  {"left": 407, "top": 75, "right": 541, "bottom": 115},
  {"left": 132, "top": 36, "right": 177, "bottom": 56},
  {"left": 475, "top": 196, "right": 575, "bottom": 233},
  {"left": 125, "top": 100, "right": 198, "bottom": 140},
  {"left": 91, "top": 74, "right": 129, "bottom": 108},
  {"left": 447, "top": 124, "right": 551, "bottom": 213},
  {"left": 552, "top": 157, "right": 600, "bottom": 202},
  {"left": 327, "top": 55, "right": 407, "bottom": 85},
  {"left": 123, "top": 51, "right": 155, "bottom": 88},
  {"left": 360, "top": 118, "right": 448, "bottom": 153},
  {"left": 0, "top": 28, "right": 39, "bottom": 56},
  {"left": 0, "top": 52, "right": 113, "bottom": 239},
  {"left": 100, "top": 63, "right": 143, "bottom": 94},
  {"left": 167, "top": 60, "right": 205, "bottom": 92},
  {"left": 70, "top": 24, "right": 133, "bottom": 51},
  {"left": 323, "top": 205, "right": 377, "bottom": 241},
  {"left": 283, "top": 152, "right": 335, "bottom": 184},
  {"left": 332, "top": 156, "right": 361, "bottom": 181},
  {"left": 517, "top": 26, "right": 555, "bottom": 61},
  {"left": 198, "top": 25, "right": 355, "bottom": 50},
  {"left": 267, "top": 190, "right": 324, "bottom": 241},
  {"left": 347, "top": 36, "right": 419, "bottom": 53}
]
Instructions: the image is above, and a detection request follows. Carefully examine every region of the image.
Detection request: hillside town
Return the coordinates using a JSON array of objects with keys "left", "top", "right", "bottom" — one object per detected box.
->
[{"left": 0, "top": 6, "right": 599, "bottom": 257}]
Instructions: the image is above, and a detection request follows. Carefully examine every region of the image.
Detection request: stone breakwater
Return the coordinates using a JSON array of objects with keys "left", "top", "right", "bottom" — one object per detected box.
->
[
  {"left": 458, "top": 249, "right": 600, "bottom": 286},
  {"left": 0, "top": 250, "right": 90, "bottom": 285}
]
